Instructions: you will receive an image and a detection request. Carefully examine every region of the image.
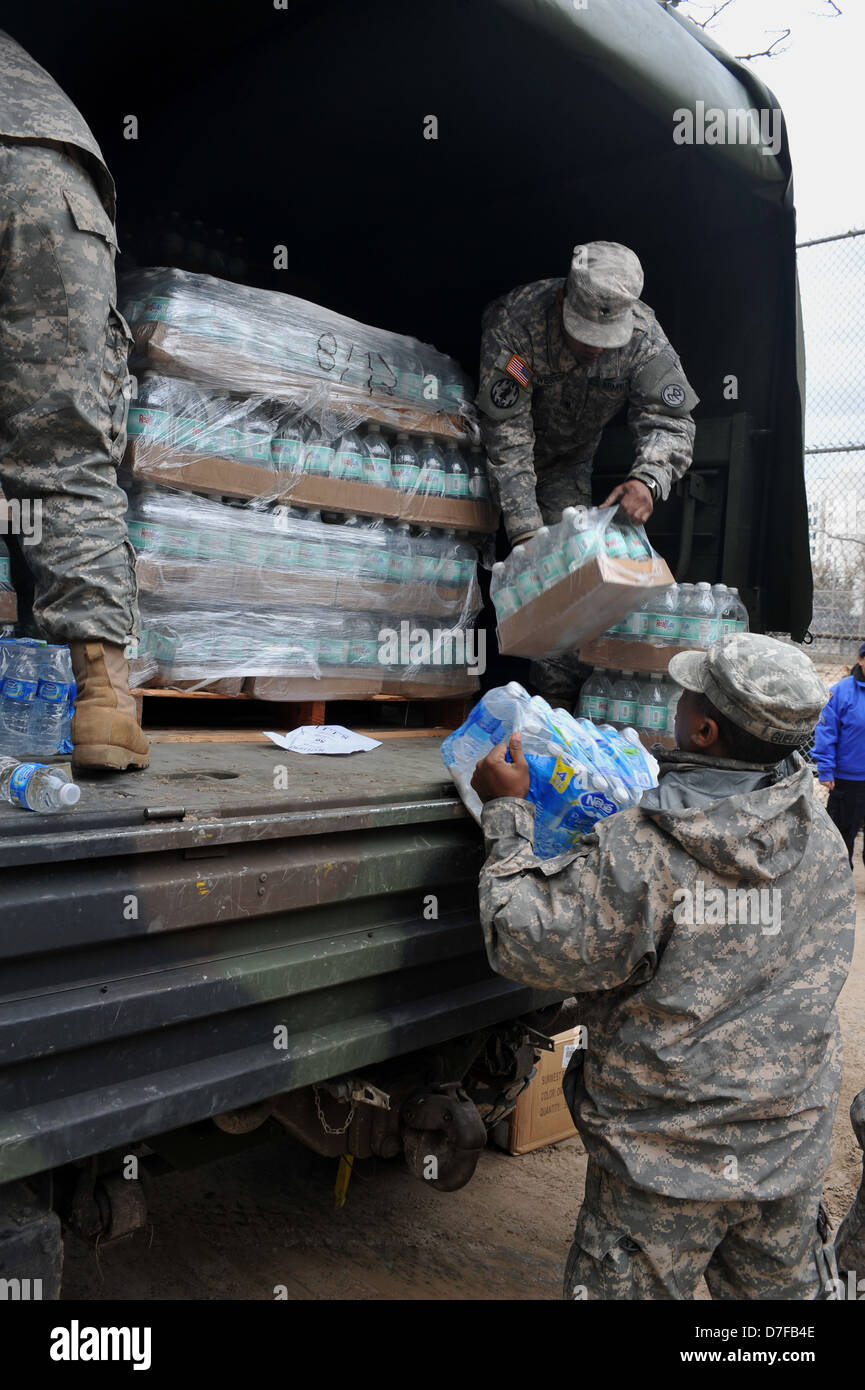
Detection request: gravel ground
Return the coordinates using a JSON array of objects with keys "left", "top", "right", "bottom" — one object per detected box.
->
[{"left": 60, "top": 862, "right": 865, "bottom": 1302}]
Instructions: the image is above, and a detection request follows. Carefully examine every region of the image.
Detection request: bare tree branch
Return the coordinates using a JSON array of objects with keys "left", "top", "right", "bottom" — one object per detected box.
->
[{"left": 734, "top": 28, "right": 792, "bottom": 60}]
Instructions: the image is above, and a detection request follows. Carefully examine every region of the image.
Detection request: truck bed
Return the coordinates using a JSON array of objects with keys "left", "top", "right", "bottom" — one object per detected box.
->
[{"left": 0, "top": 737, "right": 548, "bottom": 1184}]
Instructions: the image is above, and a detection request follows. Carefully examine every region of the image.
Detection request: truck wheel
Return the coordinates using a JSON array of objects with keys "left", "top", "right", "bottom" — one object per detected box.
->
[{"left": 401, "top": 1083, "right": 487, "bottom": 1191}]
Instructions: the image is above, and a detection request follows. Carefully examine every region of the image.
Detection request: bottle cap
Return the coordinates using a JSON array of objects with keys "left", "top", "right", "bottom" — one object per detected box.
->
[{"left": 59, "top": 782, "right": 81, "bottom": 807}]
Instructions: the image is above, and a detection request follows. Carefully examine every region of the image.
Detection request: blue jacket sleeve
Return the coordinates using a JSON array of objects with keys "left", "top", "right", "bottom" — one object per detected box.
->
[{"left": 812, "top": 683, "right": 844, "bottom": 781}]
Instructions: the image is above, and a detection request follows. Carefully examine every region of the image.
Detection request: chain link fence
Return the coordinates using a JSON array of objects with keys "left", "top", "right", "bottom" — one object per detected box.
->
[{"left": 797, "top": 228, "right": 865, "bottom": 681}]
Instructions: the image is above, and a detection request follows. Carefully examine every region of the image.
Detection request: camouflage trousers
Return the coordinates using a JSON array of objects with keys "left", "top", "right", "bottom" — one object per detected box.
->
[
  {"left": 563, "top": 1158, "right": 837, "bottom": 1301},
  {"left": 528, "top": 458, "right": 594, "bottom": 707},
  {"left": 0, "top": 139, "right": 138, "bottom": 645}
]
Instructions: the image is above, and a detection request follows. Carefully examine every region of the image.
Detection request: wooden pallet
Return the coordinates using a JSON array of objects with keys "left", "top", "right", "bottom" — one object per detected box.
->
[{"left": 132, "top": 686, "right": 473, "bottom": 743}]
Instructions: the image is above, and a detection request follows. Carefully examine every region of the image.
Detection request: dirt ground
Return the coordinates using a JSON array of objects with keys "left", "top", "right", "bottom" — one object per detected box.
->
[{"left": 60, "top": 860, "right": 865, "bottom": 1302}]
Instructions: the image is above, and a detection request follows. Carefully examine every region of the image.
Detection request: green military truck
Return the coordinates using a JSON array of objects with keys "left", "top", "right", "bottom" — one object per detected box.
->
[{"left": 0, "top": 0, "right": 811, "bottom": 1296}]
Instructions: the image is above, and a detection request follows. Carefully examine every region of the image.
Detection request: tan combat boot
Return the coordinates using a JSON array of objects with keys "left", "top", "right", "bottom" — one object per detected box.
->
[{"left": 69, "top": 641, "right": 150, "bottom": 770}]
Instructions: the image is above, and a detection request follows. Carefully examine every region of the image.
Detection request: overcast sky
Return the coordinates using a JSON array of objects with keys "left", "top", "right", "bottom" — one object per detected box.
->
[{"left": 676, "top": 0, "right": 862, "bottom": 241}]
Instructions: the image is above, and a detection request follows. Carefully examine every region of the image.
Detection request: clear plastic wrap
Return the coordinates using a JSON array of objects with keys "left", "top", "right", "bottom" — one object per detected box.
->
[
  {"left": 441, "top": 682, "right": 659, "bottom": 858},
  {"left": 127, "top": 488, "right": 482, "bottom": 624},
  {"left": 126, "top": 487, "right": 483, "bottom": 690},
  {"left": 123, "top": 371, "right": 493, "bottom": 523},
  {"left": 132, "top": 606, "right": 482, "bottom": 691},
  {"left": 121, "top": 268, "right": 474, "bottom": 417},
  {"left": 490, "top": 505, "right": 676, "bottom": 658}
]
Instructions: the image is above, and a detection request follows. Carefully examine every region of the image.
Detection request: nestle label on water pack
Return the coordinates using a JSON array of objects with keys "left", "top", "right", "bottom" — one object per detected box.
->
[
  {"left": 38, "top": 680, "right": 70, "bottom": 703},
  {"left": 3, "top": 678, "right": 37, "bottom": 701},
  {"left": 577, "top": 790, "right": 618, "bottom": 821},
  {"left": 9, "top": 762, "right": 43, "bottom": 808}
]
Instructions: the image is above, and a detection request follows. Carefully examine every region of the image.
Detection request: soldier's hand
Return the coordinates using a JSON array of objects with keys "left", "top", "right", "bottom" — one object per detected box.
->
[
  {"left": 471, "top": 732, "right": 531, "bottom": 804},
  {"left": 601, "top": 478, "right": 653, "bottom": 523}
]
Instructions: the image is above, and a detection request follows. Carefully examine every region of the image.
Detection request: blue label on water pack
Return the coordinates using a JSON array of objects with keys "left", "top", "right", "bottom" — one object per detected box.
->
[
  {"left": 9, "top": 762, "right": 46, "bottom": 808},
  {"left": 577, "top": 790, "right": 618, "bottom": 820},
  {"left": 3, "top": 679, "right": 38, "bottom": 701},
  {"left": 38, "top": 680, "right": 72, "bottom": 703}
]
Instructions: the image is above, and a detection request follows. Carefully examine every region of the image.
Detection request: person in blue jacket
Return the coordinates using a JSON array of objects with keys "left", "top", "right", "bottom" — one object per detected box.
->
[{"left": 812, "top": 642, "right": 865, "bottom": 868}]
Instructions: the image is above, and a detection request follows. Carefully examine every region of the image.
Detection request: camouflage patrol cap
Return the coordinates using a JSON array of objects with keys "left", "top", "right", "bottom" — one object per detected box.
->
[
  {"left": 563, "top": 241, "right": 644, "bottom": 349},
  {"left": 668, "top": 632, "right": 829, "bottom": 746}
]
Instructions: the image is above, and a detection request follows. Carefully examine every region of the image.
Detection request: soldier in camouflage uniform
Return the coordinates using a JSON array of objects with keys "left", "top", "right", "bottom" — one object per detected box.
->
[
  {"left": 477, "top": 242, "right": 697, "bottom": 706},
  {"left": 471, "top": 633, "right": 855, "bottom": 1299},
  {"left": 0, "top": 29, "right": 148, "bottom": 769}
]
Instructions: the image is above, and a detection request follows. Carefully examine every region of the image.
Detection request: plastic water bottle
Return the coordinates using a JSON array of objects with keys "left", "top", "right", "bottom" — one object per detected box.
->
[
  {"left": 31, "top": 646, "right": 75, "bottom": 754},
  {"left": 642, "top": 584, "right": 680, "bottom": 645},
  {"left": 241, "top": 400, "right": 274, "bottom": 466},
  {"left": 417, "top": 437, "right": 446, "bottom": 496},
  {"left": 535, "top": 526, "right": 568, "bottom": 590},
  {"left": 511, "top": 543, "right": 543, "bottom": 607},
  {"left": 386, "top": 521, "right": 414, "bottom": 584},
  {"left": 347, "top": 616, "right": 380, "bottom": 669},
  {"left": 491, "top": 561, "right": 520, "bottom": 620},
  {"left": 467, "top": 447, "right": 490, "bottom": 502},
  {"left": 126, "top": 375, "right": 174, "bottom": 447},
  {"left": 1, "top": 645, "right": 41, "bottom": 738},
  {"left": 719, "top": 585, "right": 749, "bottom": 636},
  {"left": 437, "top": 530, "right": 464, "bottom": 587},
  {"left": 607, "top": 670, "right": 640, "bottom": 729},
  {"left": 362, "top": 424, "right": 393, "bottom": 488},
  {"left": 578, "top": 669, "right": 613, "bottom": 721},
  {"left": 636, "top": 672, "right": 668, "bottom": 737},
  {"left": 619, "top": 523, "right": 651, "bottom": 561},
  {"left": 391, "top": 433, "right": 420, "bottom": 494},
  {"left": 271, "top": 412, "right": 307, "bottom": 473},
  {"left": 602, "top": 522, "right": 630, "bottom": 560},
  {"left": 680, "top": 581, "right": 717, "bottom": 648},
  {"left": 443, "top": 441, "right": 469, "bottom": 500},
  {"left": 0, "top": 756, "right": 80, "bottom": 812},
  {"left": 562, "top": 506, "right": 600, "bottom": 570},
  {"left": 304, "top": 422, "right": 337, "bottom": 479}
]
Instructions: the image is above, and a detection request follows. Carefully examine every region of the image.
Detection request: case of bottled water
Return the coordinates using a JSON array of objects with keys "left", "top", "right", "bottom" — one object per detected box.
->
[
  {"left": 0, "top": 639, "right": 76, "bottom": 759},
  {"left": 127, "top": 487, "right": 484, "bottom": 691},
  {"left": 441, "top": 682, "right": 659, "bottom": 859},
  {"left": 122, "top": 267, "right": 475, "bottom": 422},
  {"left": 490, "top": 505, "right": 673, "bottom": 657},
  {"left": 119, "top": 269, "right": 493, "bottom": 525},
  {"left": 593, "top": 581, "right": 749, "bottom": 649}
]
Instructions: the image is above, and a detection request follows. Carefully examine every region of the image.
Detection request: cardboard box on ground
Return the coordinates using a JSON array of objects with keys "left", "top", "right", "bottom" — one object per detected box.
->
[{"left": 493, "top": 1028, "right": 584, "bottom": 1156}]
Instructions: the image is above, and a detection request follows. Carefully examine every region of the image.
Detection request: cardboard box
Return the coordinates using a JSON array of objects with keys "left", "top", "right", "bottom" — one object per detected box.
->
[
  {"left": 497, "top": 552, "right": 675, "bottom": 658},
  {"left": 0, "top": 591, "right": 17, "bottom": 623},
  {"left": 246, "top": 674, "right": 477, "bottom": 702},
  {"left": 494, "top": 1028, "right": 582, "bottom": 1156},
  {"left": 132, "top": 320, "right": 476, "bottom": 445},
  {"left": 244, "top": 674, "right": 383, "bottom": 700},
  {"left": 579, "top": 636, "right": 691, "bottom": 674},
  {"left": 125, "top": 440, "right": 499, "bottom": 533}
]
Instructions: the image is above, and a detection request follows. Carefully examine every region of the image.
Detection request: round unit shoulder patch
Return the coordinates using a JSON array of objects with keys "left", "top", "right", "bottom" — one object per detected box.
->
[
  {"left": 662, "top": 382, "right": 686, "bottom": 408},
  {"left": 489, "top": 376, "right": 520, "bottom": 410}
]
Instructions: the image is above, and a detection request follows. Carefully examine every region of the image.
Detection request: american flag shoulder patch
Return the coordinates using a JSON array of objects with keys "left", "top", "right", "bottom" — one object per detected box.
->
[{"left": 504, "top": 354, "right": 532, "bottom": 388}]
